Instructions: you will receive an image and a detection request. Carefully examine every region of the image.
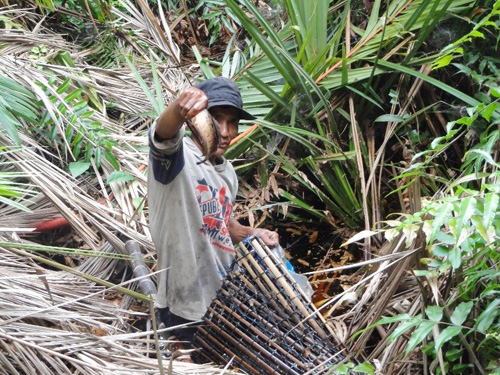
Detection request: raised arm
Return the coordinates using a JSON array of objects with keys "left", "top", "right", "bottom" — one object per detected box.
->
[{"left": 155, "top": 87, "right": 208, "bottom": 141}]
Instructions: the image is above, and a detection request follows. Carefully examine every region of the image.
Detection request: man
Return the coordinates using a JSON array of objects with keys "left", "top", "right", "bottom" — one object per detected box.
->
[{"left": 147, "top": 77, "right": 279, "bottom": 352}]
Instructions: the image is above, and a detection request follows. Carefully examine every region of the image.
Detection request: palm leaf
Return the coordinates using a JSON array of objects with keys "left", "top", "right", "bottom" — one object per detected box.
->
[
  {"left": 0, "top": 74, "right": 39, "bottom": 145},
  {"left": 0, "top": 244, "right": 240, "bottom": 374},
  {"left": 375, "top": 60, "right": 479, "bottom": 106}
]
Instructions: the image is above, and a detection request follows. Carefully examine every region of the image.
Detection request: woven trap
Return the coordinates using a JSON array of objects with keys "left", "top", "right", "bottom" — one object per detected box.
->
[{"left": 193, "top": 236, "right": 345, "bottom": 375}]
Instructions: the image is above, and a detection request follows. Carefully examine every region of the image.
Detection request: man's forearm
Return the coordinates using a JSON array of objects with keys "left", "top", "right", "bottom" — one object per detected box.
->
[
  {"left": 229, "top": 217, "right": 280, "bottom": 247},
  {"left": 229, "top": 217, "right": 254, "bottom": 244},
  {"left": 155, "top": 99, "right": 186, "bottom": 141}
]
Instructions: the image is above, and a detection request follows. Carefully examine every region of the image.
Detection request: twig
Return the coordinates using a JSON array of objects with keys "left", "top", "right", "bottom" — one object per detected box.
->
[{"left": 180, "top": 0, "right": 201, "bottom": 53}]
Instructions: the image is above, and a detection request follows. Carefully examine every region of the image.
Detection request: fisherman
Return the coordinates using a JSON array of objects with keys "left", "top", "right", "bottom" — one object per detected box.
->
[{"left": 147, "top": 77, "right": 279, "bottom": 358}]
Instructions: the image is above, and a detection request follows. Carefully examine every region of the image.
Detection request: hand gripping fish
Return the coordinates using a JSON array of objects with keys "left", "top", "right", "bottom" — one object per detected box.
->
[{"left": 186, "top": 109, "right": 221, "bottom": 164}]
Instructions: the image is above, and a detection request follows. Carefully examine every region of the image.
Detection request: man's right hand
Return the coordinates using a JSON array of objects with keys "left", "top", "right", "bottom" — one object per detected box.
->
[
  {"left": 155, "top": 87, "right": 209, "bottom": 141},
  {"left": 175, "top": 87, "right": 208, "bottom": 120}
]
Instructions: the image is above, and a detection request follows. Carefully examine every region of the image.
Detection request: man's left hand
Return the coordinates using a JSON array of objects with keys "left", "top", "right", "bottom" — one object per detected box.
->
[{"left": 254, "top": 228, "right": 279, "bottom": 248}]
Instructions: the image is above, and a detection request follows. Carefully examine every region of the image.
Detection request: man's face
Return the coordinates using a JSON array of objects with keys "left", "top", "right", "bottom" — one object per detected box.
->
[{"left": 209, "top": 106, "right": 240, "bottom": 157}]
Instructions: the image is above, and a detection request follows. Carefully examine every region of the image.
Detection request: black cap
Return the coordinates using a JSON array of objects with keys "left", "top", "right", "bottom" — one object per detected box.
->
[{"left": 196, "top": 77, "right": 256, "bottom": 120}]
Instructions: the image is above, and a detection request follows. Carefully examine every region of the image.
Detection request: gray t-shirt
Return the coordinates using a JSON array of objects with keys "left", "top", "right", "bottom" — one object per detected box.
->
[{"left": 148, "top": 123, "right": 238, "bottom": 321}]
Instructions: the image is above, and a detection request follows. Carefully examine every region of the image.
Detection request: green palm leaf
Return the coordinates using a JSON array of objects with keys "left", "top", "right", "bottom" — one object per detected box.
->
[{"left": 0, "top": 74, "right": 39, "bottom": 145}]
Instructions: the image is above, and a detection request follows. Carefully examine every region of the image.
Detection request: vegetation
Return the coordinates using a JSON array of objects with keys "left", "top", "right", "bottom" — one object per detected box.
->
[{"left": 0, "top": 0, "right": 499, "bottom": 374}]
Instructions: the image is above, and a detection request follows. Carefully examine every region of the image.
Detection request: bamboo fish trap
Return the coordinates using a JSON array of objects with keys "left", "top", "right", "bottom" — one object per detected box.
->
[{"left": 192, "top": 236, "right": 346, "bottom": 374}]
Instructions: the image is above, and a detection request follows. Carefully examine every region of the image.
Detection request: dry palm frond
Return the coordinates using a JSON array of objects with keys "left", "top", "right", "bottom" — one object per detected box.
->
[
  {"left": 304, "top": 228, "right": 425, "bottom": 372},
  {"left": 0, "top": 26, "right": 75, "bottom": 55},
  {"left": 0, "top": 244, "right": 242, "bottom": 374},
  {"left": 0, "top": 257, "right": 128, "bottom": 330},
  {"left": 348, "top": 235, "right": 423, "bottom": 348},
  {"left": 0, "top": 321, "right": 240, "bottom": 375},
  {"left": 0, "top": 0, "right": 175, "bottom": 295},
  {"left": 116, "top": 0, "right": 181, "bottom": 64},
  {"left": 0, "top": 3, "right": 223, "bottom": 373}
]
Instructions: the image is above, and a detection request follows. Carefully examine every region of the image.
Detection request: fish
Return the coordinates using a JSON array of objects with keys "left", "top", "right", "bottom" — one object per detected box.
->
[{"left": 186, "top": 109, "right": 221, "bottom": 163}]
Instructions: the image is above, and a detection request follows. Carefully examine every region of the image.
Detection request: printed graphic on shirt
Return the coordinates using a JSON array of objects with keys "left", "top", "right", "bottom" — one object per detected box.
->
[{"left": 195, "top": 178, "right": 235, "bottom": 253}]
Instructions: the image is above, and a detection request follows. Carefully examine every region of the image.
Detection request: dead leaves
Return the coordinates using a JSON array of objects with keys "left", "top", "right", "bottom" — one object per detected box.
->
[{"left": 166, "top": 7, "right": 238, "bottom": 61}]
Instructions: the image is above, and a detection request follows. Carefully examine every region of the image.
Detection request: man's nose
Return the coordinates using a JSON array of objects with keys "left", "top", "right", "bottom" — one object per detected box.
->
[{"left": 218, "top": 120, "right": 228, "bottom": 137}]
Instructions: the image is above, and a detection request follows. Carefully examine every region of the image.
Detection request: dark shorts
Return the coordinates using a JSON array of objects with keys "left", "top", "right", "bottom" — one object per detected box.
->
[{"left": 156, "top": 307, "right": 198, "bottom": 343}]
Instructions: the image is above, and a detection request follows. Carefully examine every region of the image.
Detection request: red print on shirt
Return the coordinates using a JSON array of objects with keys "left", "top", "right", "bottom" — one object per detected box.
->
[{"left": 195, "top": 178, "right": 235, "bottom": 253}]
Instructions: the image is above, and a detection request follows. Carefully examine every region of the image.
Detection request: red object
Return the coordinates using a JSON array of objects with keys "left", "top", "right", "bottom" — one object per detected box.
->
[
  {"left": 230, "top": 124, "right": 258, "bottom": 146},
  {"left": 32, "top": 193, "right": 118, "bottom": 232},
  {"left": 34, "top": 216, "right": 70, "bottom": 232}
]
